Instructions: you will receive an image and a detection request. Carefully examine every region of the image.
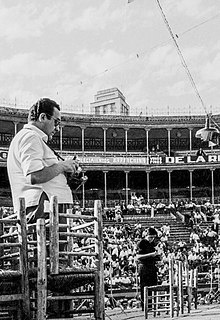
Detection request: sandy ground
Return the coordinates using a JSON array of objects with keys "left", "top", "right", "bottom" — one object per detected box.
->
[
  {"left": 72, "top": 304, "right": 220, "bottom": 320},
  {"left": 105, "top": 304, "right": 220, "bottom": 320}
]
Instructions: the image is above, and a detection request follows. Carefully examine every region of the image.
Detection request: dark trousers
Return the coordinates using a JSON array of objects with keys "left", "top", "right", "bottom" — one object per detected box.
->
[
  {"left": 26, "top": 194, "right": 72, "bottom": 250},
  {"left": 26, "top": 192, "right": 49, "bottom": 223},
  {"left": 26, "top": 194, "right": 73, "bottom": 223},
  {"left": 139, "top": 264, "right": 157, "bottom": 310}
]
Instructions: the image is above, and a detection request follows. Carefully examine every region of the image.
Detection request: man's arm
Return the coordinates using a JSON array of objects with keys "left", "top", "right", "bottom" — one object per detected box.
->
[
  {"left": 20, "top": 133, "right": 78, "bottom": 184},
  {"left": 29, "top": 159, "right": 78, "bottom": 184},
  {"left": 136, "top": 251, "right": 158, "bottom": 261}
]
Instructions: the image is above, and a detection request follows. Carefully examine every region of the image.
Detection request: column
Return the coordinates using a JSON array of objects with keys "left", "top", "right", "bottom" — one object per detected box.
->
[
  {"left": 103, "top": 128, "right": 107, "bottom": 153},
  {"left": 125, "top": 171, "right": 129, "bottom": 205},
  {"left": 211, "top": 168, "right": 215, "bottom": 204},
  {"left": 189, "top": 170, "right": 194, "bottom": 201},
  {"left": 145, "top": 128, "right": 149, "bottom": 155},
  {"left": 13, "top": 121, "right": 18, "bottom": 135},
  {"left": 82, "top": 172, "right": 85, "bottom": 209},
  {"left": 167, "top": 129, "right": 171, "bottom": 156},
  {"left": 146, "top": 170, "right": 150, "bottom": 203},
  {"left": 189, "top": 128, "right": 193, "bottom": 154},
  {"left": 125, "top": 128, "right": 128, "bottom": 153},
  {"left": 168, "top": 170, "right": 172, "bottom": 203},
  {"left": 103, "top": 171, "right": 108, "bottom": 208},
  {"left": 59, "top": 125, "right": 63, "bottom": 155},
  {"left": 81, "top": 127, "right": 85, "bottom": 154}
]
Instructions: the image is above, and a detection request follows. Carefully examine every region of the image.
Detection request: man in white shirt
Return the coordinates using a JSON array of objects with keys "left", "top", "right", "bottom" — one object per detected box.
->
[
  {"left": 161, "top": 223, "right": 170, "bottom": 237},
  {"left": 7, "top": 98, "right": 78, "bottom": 222}
]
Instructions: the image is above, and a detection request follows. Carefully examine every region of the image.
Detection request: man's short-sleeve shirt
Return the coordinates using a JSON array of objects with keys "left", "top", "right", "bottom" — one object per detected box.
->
[{"left": 7, "top": 123, "right": 73, "bottom": 212}]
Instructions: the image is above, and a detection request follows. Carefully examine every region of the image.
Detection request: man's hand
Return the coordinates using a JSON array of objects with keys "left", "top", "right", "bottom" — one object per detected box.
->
[
  {"left": 59, "top": 159, "right": 79, "bottom": 174},
  {"left": 30, "top": 159, "right": 79, "bottom": 185}
]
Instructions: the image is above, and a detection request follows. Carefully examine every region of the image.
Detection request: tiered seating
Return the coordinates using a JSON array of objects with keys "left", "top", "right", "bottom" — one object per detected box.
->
[{"left": 105, "top": 215, "right": 191, "bottom": 244}]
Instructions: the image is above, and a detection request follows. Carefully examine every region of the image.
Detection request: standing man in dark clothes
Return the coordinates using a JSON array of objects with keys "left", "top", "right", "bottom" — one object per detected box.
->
[{"left": 137, "top": 227, "right": 159, "bottom": 311}]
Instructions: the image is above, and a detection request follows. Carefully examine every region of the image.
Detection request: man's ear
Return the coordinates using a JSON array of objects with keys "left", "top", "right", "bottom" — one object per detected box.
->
[{"left": 38, "top": 113, "right": 46, "bottom": 122}]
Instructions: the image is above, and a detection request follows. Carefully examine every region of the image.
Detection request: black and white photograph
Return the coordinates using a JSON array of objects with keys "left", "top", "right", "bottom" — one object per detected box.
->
[{"left": 1, "top": 1, "right": 220, "bottom": 319}]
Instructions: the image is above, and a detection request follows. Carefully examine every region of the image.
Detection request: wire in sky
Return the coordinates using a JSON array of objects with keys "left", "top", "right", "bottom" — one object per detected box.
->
[
  {"left": 181, "top": 12, "right": 220, "bottom": 37},
  {"left": 155, "top": 0, "right": 220, "bottom": 131},
  {"left": 155, "top": 0, "right": 209, "bottom": 115},
  {"left": 79, "top": 10, "right": 220, "bottom": 92}
]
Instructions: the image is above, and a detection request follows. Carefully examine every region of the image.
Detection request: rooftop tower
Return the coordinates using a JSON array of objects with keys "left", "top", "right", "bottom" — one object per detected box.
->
[{"left": 90, "top": 88, "right": 130, "bottom": 116}]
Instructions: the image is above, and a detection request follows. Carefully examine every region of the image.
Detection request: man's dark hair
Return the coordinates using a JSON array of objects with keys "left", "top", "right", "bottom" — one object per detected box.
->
[
  {"left": 28, "top": 98, "right": 60, "bottom": 122},
  {"left": 148, "top": 227, "right": 157, "bottom": 236}
]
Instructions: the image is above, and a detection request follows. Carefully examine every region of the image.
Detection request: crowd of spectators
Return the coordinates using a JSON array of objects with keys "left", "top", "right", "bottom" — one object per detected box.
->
[
  {"left": 101, "top": 216, "right": 220, "bottom": 307},
  {"left": 104, "top": 195, "right": 220, "bottom": 227},
  {"left": 1, "top": 197, "right": 220, "bottom": 309},
  {"left": 104, "top": 195, "right": 176, "bottom": 221},
  {"left": 101, "top": 196, "right": 220, "bottom": 308}
]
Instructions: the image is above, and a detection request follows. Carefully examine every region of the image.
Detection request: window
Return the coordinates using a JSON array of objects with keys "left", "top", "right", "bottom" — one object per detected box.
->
[
  {"left": 110, "top": 103, "right": 116, "bottom": 113},
  {"left": 95, "top": 107, "right": 100, "bottom": 115}
]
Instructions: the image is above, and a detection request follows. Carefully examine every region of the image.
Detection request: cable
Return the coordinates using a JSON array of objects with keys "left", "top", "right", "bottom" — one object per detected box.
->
[
  {"left": 155, "top": 0, "right": 208, "bottom": 115},
  {"left": 79, "top": 7, "right": 220, "bottom": 91},
  {"left": 181, "top": 12, "right": 220, "bottom": 37},
  {"left": 155, "top": 0, "right": 220, "bottom": 133}
]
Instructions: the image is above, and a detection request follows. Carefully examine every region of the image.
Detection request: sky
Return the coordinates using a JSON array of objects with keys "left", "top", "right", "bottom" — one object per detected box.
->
[{"left": 0, "top": 0, "right": 220, "bottom": 116}]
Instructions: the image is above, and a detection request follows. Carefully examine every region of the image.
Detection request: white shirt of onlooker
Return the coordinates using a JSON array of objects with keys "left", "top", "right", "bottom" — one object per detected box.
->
[{"left": 7, "top": 123, "right": 72, "bottom": 213}]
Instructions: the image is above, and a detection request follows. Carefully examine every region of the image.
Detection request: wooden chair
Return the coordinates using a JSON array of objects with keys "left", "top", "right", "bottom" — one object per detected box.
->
[
  {"left": 144, "top": 258, "right": 179, "bottom": 319},
  {"left": 0, "top": 199, "right": 30, "bottom": 320},
  {"left": 36, "top": 196, "right": 105, "bottom": 320},
  {"left": 144, "top": 259, "right": 198, "bottom": 318}
]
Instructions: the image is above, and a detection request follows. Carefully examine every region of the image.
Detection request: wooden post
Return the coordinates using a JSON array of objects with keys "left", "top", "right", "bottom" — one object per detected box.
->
[
  {"left": 67, "top": 215, "right": 74, "bottom": 267},
  {"left": 0, "top": 207, "right": 4, "bottom": 268},
  {"left": 185, "top": 261, "right": 191, "bottom": 313},
  {"left": 178, "top": 261, "right": 184, "bottom": 314},
  {"left": 169, "top": 259, "right": 174, "bottom": 317},
  {"left": 144, "top": 286, "right": 148, "bottom": 319},
  {"left": 152, "top": 290, "right": 156, "bottom": 317},
  {"left": 37, "top": 218, "right": 47, "bottom": 320},
  {"left": 50, "top": 196, "right": 59, "bottom": 274},
  {"left": 94, "top": 200, "right": 105, "bottom": 320},
  {"left": 175, "top": 262, "right": 179, "bottom": 317},
  {"left": 18, "top": 198, "right": 31, "bottom": 320},
  {"left": 194, "top": 268, "right": 198, "bottom": 309},
  {"left": 188, "top": 268, "right": 194, "bottom": 310}
]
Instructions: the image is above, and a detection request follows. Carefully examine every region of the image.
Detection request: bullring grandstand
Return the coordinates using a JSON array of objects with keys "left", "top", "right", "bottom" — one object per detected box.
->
[
  {"left": 1, "top": 88, "right": 220, "bottom": 318},
  {"left": 0, "top": 87, "right": 220, "bottom": 208}
]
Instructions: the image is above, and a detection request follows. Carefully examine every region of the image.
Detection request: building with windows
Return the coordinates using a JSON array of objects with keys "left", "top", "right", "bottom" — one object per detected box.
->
[
  {"left": 0, "top": 88, "right": 220, "bottom": 207},
  {"left": 90, "top": 88, "right": 130, "bottom": 116}
]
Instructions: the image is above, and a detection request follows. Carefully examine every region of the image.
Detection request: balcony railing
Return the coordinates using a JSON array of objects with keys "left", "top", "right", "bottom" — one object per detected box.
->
[
  {"left": 0, "top": 133, "right": 13, "bottom": 146},
  {"left": 0, "top": 132, "right": 207, "bottom": 152}
]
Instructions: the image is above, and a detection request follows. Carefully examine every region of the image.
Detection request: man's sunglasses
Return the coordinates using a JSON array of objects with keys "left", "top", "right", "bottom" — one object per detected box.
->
[{"left": 45, "top": 113, "right": 61, "bottom": 127}]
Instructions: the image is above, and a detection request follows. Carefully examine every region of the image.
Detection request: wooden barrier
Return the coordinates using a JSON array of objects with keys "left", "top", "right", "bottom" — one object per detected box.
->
[
  {"left": 144, "top": 258, "right": 198, "bottom": 318},
  {"left": 144, "top": 259, "right": 179, "bottom": 319},
  {"left": 37, "top": 196, "right": 105, "bottom": 320},
  {"left": 37, "top": 218, "right": 47, "bottom": 320},
  {"left": 0, "top": 198, "right": 30, "bottom": 320}
]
